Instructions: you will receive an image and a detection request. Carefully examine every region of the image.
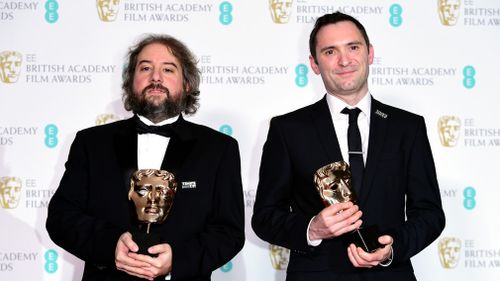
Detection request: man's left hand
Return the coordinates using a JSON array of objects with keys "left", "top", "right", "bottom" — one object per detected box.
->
[
  {"left": 128, "top": 243, "right": 173, "bottom": 278},
  {"left": 347, "top": 235, "right": 393, "bottom": 268}
]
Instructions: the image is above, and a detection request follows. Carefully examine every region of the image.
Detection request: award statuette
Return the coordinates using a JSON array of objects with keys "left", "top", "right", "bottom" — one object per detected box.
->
[
  {"left": 314, "top": 161, "right": 382, "bottom": 253},
  {"left": 128, "top": 169, "right": 177, "bottom": 256}
]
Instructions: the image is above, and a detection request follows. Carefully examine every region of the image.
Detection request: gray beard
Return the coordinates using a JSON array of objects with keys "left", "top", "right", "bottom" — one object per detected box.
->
[{"left": 129, "top": 87, "right": 187, "bottom": 122}]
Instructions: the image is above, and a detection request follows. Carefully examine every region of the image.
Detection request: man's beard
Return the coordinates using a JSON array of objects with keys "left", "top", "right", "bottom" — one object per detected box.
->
[{"left": 128, "top": 83, "right": 186, "bottom": 122}]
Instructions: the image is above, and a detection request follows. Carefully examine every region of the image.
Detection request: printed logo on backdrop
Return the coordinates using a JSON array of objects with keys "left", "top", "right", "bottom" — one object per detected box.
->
[
  {"left": 219, "top": 261, "right": 233, "bottom": 273},
  {"left": 97, "top": 0, "right": 120, "bottom": 22},
  {"left": 438, "top": 0, "right": 500, "bottom": 26},
  {"left": 0, "top": 1, "right": 39, "bottom": 21},
  {"left": 0, "top": 176, "right": 54, "bottom": 209},
  {"left": 269, "top": 0, "right": 293, "bottom": 24},
  {"left": 96, "top": 113, "right": 122, "bottom": 125},
  {"left": 0, "top": 176, "right": 22, "bottom": 209},
  {"left": 438, "top": 237, "right": 500, "bottom": 268},
  {"left": 463, "top": 186, "right": 476, "bottom": 210},
  {"left": 438, "top": 237, "right": 462, "bottom": 269},
  {"left": 388, "top": 4, "right": 403, "bottom": 27},
  {"left": 463, "top": 65, "right": 476, "bottom": 89},
  {"left": 370, "top": 59, "right": 458, "bottom": 87},
  {"left": 16, "top": 52, "right": 117, "bottom": 84},
  {"left": 199, "top": 55, "right": 290, "bottom": 86},
  {"left": 269, "top": 0, "right": 385, "bottom": 24},
  {"left": 440, "top": 187, "right": 459, "bottom": 200},
  {"left": 219, "top": 124, "right": 233, "bottom": 136},
  {"left": 438, "top": 0, "right": 461, "bottom": 26},
  {"left": 295, "top": 64, "right": 308, "bottom": 87},
  {"left": 44, "top": 249, "right": 58, "bottom": 274},
  {"left": 0, "top": 126, "right": 38, "bottom": 146},
  {"left": 438, "top": 116, "right": 500, "bottom": 147},
  {"left": 100, "top": 0, "right": 214, "bottom": 23},
  {"left": 439, "top": 187, "right": 477, "bottom": 210},
  {"left": 219, "top": 2, "right": 233, "bottom": 25},
  {"left": 45, "top": 124, "right": 58, "bottom": 148},
  {"left": 269, "top": 244, "right": 289, "bottom": 270},
  {"left": 44, "top": 0, "right": 59, "bottom": 23},
  {"left": 0, "top": 251, "right": 39, "bottom": 273},
  {"left": 0, "top": 51, "right": 22, "bottom": 83},
  {"left": 438, "top": 116, "right": 461, "bottom": 147},
  {"left": 244, "top": 189, "right": 255, "bottom": 208}
]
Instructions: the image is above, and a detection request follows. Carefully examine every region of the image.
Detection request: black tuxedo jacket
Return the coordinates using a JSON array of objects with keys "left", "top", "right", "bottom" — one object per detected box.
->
[
  {"left": 46, "top": 115, "right": 245, "bottom": 281},
  {"left": 252, "top": 96, "right": 445, "bottom": 280}
]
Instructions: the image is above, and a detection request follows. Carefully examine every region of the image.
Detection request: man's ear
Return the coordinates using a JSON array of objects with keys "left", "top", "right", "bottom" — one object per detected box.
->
[
  {"left": 309, "top": 55, "right": 321, "bottom": 75},
  {"left": 368, "top": 44, "right": 374, "bottom": 65}
]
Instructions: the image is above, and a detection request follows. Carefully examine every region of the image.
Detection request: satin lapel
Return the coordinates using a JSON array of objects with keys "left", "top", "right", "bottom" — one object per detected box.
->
[
  {"left": 160, "top": 116, "right": 196, "bottom": 176},
  {"left": 113, "top": 118, "right": 138, "bottom": 192},
  {"left": 310, "top": 96, "right": 343, "bottom": 162},
  {"left": 359, "top": 98, "right": 389, "bottom": 204}
]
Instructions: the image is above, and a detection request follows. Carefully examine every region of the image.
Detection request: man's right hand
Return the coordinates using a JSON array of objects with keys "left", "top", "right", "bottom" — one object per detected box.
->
[{"left": 308, "top": 202, "right": 363, "bottom": 241}]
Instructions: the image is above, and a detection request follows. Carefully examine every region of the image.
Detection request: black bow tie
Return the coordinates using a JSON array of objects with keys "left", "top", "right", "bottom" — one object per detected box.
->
[{"left": 135, "top": 118, "right": 173, "bottom": 138}]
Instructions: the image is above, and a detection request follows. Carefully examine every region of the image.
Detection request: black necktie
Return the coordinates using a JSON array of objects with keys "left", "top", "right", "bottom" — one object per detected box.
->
[
  {"left": 341, "top": 107, "right": 364, "bottom": 195},
  {"left": 135, "top": 118, "right": 173, "bottom": 138}
]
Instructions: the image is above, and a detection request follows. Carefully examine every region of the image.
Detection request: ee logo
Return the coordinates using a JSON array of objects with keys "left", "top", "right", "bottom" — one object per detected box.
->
[{"left": 44, "top": 124, "right": 58, "bottom": 148}]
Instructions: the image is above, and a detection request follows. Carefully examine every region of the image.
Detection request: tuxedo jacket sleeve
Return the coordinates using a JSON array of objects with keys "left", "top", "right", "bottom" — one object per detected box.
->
[
  {"left": 46, "top": 128, "right": 127, "bottom": 267},
  {"left": 46, "top": 117, "right": 245, "bottom": 281},
  {"left": 252, "top": 96, "right": 445, "bottom": 273}
]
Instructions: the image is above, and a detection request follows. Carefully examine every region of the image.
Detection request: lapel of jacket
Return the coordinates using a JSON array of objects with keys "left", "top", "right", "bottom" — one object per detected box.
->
[
  {"left": 160, "top": 114, "right": 196, "bottom": 177},
  {"left": 310, "top": 95, "right": 343, "bottom": 162},
  {"left": 113, "top": 117, "right": 138, "bottom": 192},
  {"left": 359, "top": 98, "right": 389, "bottom": 204}
]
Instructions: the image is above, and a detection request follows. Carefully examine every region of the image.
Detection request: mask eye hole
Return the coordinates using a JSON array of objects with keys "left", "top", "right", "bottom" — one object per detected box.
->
[
  {"left": 155, "top": 187, "right": 168, "bottom": 199},
  {"left": 136, "top": 186, "right": 150, "bottom": 197}
]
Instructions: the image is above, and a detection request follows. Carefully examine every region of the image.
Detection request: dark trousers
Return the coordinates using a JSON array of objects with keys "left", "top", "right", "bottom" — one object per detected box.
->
[{"left": 285, "top": 270, "right": 418, "bottom": 281}]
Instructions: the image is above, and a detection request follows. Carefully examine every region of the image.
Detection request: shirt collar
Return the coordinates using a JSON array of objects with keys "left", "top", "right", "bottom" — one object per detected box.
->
[
  {"left": 137, "top": 114, "right": 180, "bottom": 126},
  {"left": 326, "top": 91, "right": 372, "bottom": 121}
]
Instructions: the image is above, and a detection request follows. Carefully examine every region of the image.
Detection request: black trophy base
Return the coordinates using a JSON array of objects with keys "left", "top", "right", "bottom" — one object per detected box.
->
[
  {"left": 350, "top": 225, "right": 383, "bottom": 253},
  {"left": 132, "top": 232, "right": 161, "bottom": 257}
]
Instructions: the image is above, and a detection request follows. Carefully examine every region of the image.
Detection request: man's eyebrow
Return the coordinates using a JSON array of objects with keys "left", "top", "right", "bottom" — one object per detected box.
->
[
  {"left": 137, "top": 60, "right": 179, "bottom": 69},
  {"left": 319, "top": 41, "right": 364, "bottom": 53}
]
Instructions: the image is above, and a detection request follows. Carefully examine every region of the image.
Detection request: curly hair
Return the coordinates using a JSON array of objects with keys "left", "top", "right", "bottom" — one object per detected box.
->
[{"left": 122, "top": 34, "right": 201, "bottom": 115}]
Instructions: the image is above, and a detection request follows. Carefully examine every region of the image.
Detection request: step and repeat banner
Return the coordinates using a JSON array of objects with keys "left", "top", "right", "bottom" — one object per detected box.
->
[{"left": 1, "top": 0, "right": 500, "bottom": 280}]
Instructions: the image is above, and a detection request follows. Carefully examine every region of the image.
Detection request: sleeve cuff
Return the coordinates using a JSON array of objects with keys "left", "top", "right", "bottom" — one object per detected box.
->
[
  {"left": 306, "top": 216, "right": 322, "bottom": 247},
  {"left": 379, "top": 246, "right": 393, "bottom": 267}
]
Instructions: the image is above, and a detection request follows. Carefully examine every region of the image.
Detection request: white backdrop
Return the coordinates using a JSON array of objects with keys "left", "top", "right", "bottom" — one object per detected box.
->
[{"left": 1, "top": 0, "right": 500, "bottom": 280}]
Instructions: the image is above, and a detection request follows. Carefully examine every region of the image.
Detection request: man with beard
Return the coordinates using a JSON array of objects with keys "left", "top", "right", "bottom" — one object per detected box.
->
[{"left": 46, "top": 34, "right": 245, "bottom": 281}]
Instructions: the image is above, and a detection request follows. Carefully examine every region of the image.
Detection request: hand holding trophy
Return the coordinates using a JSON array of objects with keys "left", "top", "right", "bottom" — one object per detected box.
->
[
  {"left": 314, "top": 161, "right": 382, "bottom": 253},
  {"left": 129, "top": 169, "right": 177, "bottom": 256}
]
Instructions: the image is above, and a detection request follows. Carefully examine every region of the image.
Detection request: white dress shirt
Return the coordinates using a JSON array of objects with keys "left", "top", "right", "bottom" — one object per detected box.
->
[
  {"left": 136, "top": 114, "right": 178, "bottom": 280},
  {"left": 326, "top": 92, "right": 371, "bottom": 166},
  {"left": 136, "top": 115, "right": 179, "bottom": 170}
]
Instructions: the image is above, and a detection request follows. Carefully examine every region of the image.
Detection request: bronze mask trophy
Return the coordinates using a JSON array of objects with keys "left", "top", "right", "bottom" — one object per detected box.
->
[
  {"left": 314, "top": 161, "right": 382, "bottom": 253},
  {"left": 128, "top": 169, "right": 177, "bottom": 256}
]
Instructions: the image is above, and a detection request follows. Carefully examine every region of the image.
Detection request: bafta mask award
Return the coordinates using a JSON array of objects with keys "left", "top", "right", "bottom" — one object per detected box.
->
[
  {"left": 129, "top": 169, "right": 177, "bottom": 256},
  {"left": 314, "top": 161, "right": 382, "bottom": 253}
]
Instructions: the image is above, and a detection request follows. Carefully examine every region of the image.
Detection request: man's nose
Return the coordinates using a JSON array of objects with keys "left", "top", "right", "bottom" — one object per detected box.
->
[
  {"left": 338, "top": 51, "right": 351, "bottom": 67},
  {"left": 151, "top": 69, "right": 162, "bottom": 83}
]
